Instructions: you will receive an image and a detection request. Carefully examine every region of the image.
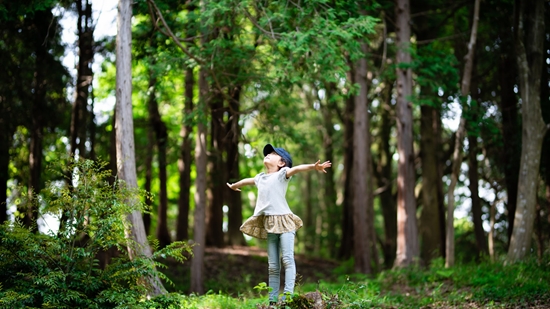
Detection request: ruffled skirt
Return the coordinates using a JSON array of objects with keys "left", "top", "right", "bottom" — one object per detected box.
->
[{"left": 240, "top": 214, "right": 303, "bottom": 239}]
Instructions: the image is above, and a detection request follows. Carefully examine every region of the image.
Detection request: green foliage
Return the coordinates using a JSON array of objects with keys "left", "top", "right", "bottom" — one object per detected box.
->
[{"left": 0, "top": 158, "right": 192, "bottom": 308}]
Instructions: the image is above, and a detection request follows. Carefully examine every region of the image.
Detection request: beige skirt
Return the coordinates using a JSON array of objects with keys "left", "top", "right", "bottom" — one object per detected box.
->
[{"left": 240, "top": 214, "right": 303, "bottom": 239}]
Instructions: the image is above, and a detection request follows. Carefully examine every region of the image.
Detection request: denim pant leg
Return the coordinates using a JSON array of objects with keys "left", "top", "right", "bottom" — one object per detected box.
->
[
  {"left": 267, "top": 232, "right": 296, "bottom": 302},
  {"left": 280, "top": 231, "right": 296, "bottom": 298}
]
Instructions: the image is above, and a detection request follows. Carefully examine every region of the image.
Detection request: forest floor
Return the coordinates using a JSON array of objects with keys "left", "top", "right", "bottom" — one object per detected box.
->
[
  {"left": 162, "top": 246, "right": 550, "bottom": 308},
  {"left": 163, "top": 245, "right": 341, "bottom": 296}
]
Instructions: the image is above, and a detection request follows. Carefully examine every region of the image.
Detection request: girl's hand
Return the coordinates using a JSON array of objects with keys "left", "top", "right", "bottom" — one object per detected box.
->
[
  {"left": 314, "top": 160, "right": 332, "bottom": 173},
  {"left": 227, "top": 182, "right": 241, "bottom": 191}
]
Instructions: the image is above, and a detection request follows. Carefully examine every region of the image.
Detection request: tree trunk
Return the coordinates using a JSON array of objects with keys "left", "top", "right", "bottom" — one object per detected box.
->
[
  {"left": 394, "top": 0, "right": 419, "bottom": 267},
  {"left": 143, "top": 125, "right": 153, "bottom": 235},
  {"left": 321, "top": 83, "right": 339, "bottom": 257},
  {"left": 420, "top": 105, "right": 444, "bottom": 264},
  {"left": 191, "top": 67, "right": 208, "bottom": 294},
  {"left": 226, "top": 85, "right": 245, "bottom": 246},
  {"left": 147, "top": 67, "right": 171, "bottom": 248},
  {"left": 377, "top": 79, "right": 397, "bottom": 269},
  {"left": 507, "top": 0, "right": 548, "bottom": 262},
  {"left": 352, "top": 42, "right": 373, "bottom": 274},
  {"left": 177, "top": 67, "right": 194, "bottom": 241},
  {"left": 116, "top": 0, "right": 165, "bottom": 296},
  {"left": 338, "top": 81, "right": 355, "bottom": 260},
  {"left": 206, "top": 94, "right": 225, "bottom": 248},
  {"left": 70, "top": 0, "right": 94, "bottom": 159},
  {"left": 445, "top": 0, "right": 480, "bottom": 268},
  {"left": 24, "top": 9, "right": 51, "bottom": 230},
  {"left": 497, "top": 53, "right": 520, "bottom": 243}
]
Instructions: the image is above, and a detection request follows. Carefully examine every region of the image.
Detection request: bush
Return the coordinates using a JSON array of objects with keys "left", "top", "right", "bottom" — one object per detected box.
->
[{"left": 0, "top": 159, "right": 191, "bottom": 308}]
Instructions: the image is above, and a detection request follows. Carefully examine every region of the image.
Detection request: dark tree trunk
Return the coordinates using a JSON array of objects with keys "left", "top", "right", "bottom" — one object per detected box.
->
[
  {"left": 498, "top": 53, "right": 520, "bottom": 243},
  {"left": 206, "top": 94, "right": 225, "bottom": 248},
  {"left": 322, "top": 83, "right": 339, "bottom": 257},
  {"left": 377, "top": 80, "right": 397, "bottom": 269},
  {"left": 395, "top": 0, "right": 419, "bottom": 267},
  {"left": 70, "top": 0, "right": 94, "bottom": 159},
  {"left": 147, "top": 69, "right": 171, "bottom": 248},
  {"left": 339, "top": 83, "right": 355, "bottom": 260},
  {"left": 143, "top": 127, "right": 153, "bottom": 235},
  {"left": 0, "top": 126, "right": 9, "bottom": 223},
  {"left": 226, "top": 85, "right": 245, "bottom": 246},
  {"left": 177, "top": 67, "right": 194, "bottom": 241}
]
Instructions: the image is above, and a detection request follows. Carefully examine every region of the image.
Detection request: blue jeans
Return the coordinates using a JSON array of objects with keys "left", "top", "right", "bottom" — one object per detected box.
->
[{"left": 267, "top": 231, "right": 296, "bottom": 302}]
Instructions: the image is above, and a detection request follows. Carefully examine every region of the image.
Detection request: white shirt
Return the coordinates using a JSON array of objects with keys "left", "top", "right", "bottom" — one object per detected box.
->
[{"left": 253, "top": 167, "right": 293, "bottom": 216}]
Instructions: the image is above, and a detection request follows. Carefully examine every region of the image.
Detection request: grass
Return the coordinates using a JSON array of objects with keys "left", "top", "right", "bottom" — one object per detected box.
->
[{"left": 155, "top": 256, "right": 550, "bottom": 309}]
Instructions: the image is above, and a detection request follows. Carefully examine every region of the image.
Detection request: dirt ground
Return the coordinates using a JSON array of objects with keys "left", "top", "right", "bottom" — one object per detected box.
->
[{"left": 163, "top": 245, "right": 341, "bottom": 295}]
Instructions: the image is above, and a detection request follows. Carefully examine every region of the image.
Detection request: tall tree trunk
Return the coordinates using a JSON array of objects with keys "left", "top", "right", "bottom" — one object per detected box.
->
[
  {"left": 191, "top": 66, "right": 208, "bottom": 294},
  {"left": 206, "top": 94, "right": 225, "bottom": 248},
  {"left": 116, "top": 0, "right": 165, "bottom": 295},
  {"left": 143, "top": 127, "right": 153, "bottom": 235},
  {"left": 226, "top": 85, "right": 245, "bottom": 246},
  {"left": 339, "top": 82, "right": 355, "bottom": 260},
  {"left": 377, "top": 80, "right": 397, "bottom": 269},
  {"left": 24, "top": 9, "right": 51, "bottom": 230},
  {"left": 507, "top": 0, "right": 548, "bottom": 262},
  {"left": 394, "top": 0, "right": 419, "bottom": 267},
  {"left": 177, "top": 67, "right": 194, "bottom": 241},
  {"left": 147, "top": 67, "right": 171, "bottom": 248},
  {"left": 445, "top": 0, "right": 480, "bottom": 268},
  {"left": 70, "top": 0, "right": 94, "bottom": 159},
  {"left": 352, "top": 43, "right": 373, "bottom": 274},
  {"left": 497, "top": 54, "right": 520, "bottom": 243},
  {"left": 322, "top": 83, "right": 339, "bottom": 257},
  {"left": 420, "top": 105, "right": 444, "bottom": 264},
  {"left": 468, "top": 81, "right": 488, "bottom": 256}
]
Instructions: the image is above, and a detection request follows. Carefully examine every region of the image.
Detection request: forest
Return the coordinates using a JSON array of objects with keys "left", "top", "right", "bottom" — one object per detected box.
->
[{"left": 1, "top": 0, "right": 550, "bottom": 308}]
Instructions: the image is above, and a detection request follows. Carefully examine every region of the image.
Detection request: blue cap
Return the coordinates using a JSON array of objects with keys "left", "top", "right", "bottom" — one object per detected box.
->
[{"left": 263, "top": 144, "right": 293, "bottom": 168}]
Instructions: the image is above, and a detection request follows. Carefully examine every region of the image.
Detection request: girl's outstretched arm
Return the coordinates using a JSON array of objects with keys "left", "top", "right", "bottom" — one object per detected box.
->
[
  {"left": 286, "top": 160, "right": 331, "bottom": 178},
  {"left": 227, "top": 178, "right": 255, "bottom": 191}
]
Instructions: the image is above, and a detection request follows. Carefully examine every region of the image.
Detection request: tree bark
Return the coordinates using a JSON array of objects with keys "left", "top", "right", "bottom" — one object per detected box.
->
[
  {"left": 394, "top": 0, "right": 419, "bottom": 267},
  {"left": 507, "top": 0, "right": 548, "bottom": 262},
  {"left": 226, "top": 85, "right": 245, "bottom": 246},
  {"left": 143, "top": 121, "right": 154, "bottom": 235},
  {"left": 352, "top": 42, "right": 373, "bottom": 274},
  {"left": 70, "top": 0, "right": 94, "bottom": 159},
  {"left": 338, "top": 79, "right": 355, "bottom": 260},
  {"left": 147, "top": 66, "right": 171, "bottom": 248},
  {"left": 116, "top": 0, "right": 165, "bottom": 296},
  {"left": 420, "top": 105, "right": 444, "bottom": 264},
  {"left": 191, "top": 66, "right": 208, "bottom": 294},
  {"left": 206, "top": 94, "right": 225, "bottom": 248},
  {"left": 176, "top": 67, "right": 194, "bottom": 241},
  {"left": 445, "top": 0, "right": 480, "bottom": 268},
  {"left": 377, "top": 79, "right": 397, "bottom": 269}
]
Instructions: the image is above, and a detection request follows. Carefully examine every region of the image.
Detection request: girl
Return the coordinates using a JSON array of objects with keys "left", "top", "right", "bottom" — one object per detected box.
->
[{"left": 227, "top": 143, "right": 331, "bottom": 305}]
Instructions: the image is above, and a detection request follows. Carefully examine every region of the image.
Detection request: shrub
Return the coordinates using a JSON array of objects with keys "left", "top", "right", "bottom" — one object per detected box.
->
[{"left": 0, "top": 159, "right": 191, "bottom": 308}]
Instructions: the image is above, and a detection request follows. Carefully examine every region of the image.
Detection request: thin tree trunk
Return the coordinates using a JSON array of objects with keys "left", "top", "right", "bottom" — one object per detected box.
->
[
  {"left": 352, "top": 42, "right": 373, "bottom": 274},
  {"left": 226, "top": 85, "right": 245, "bottom": 246},
  {"left": 338, "top": 80, "right": 355, "bottom": 260},
  {"left": 191, "top": 66, "right": 208, "bottom": 294},
  {"left": 116, "top": 0, "right": 165, "bottom": 295},
  {"left": 177, "top": 67, "right": 194, "bottom": 241},
  {"left": 377, "top": 80, "right": 397, "bottom": 269},
  {"left": 420, "top": 105, "right": 444, "bottom": 264},
  {"left": 147, "top": 67, "right": 171, "bottom": 248},
  {"left": 445, "top": 0, "right": 480, "bottom": 268},
  {"left": 0, "top": 129, "right": 8, "bottom": 223},
  {"left": 70, "top": 0, "right": 94, "bottom": 159},
  {"left": 507, "top": 0, "right": 548, "bottom": 262},
  {"left": 143, "top": 127, "right": 153, "bottom": 235},
  {"left": 206, "top": 94, "right": 225, "bottom": 248},
  {"left": 321, "top": 84, "right": 339, "bottom": 257},
  {"left": 394, "top": 0, "right": 419, "bottom": 267}
]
